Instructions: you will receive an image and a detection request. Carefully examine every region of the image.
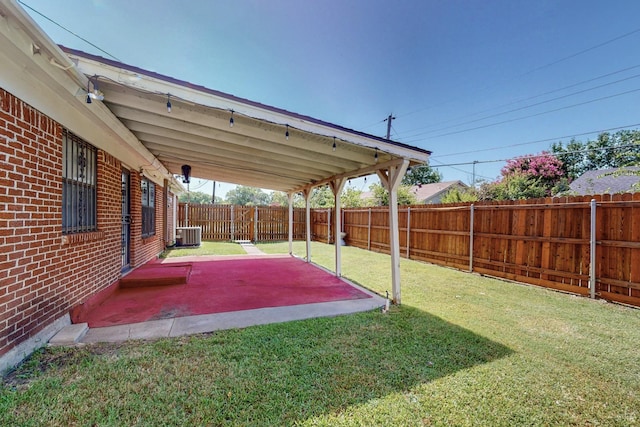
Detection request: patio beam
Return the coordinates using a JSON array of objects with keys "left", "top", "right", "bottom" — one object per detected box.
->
[
  {"left": 102, "top": 91, "right": 381, "bottom": 165},
  {"left": 116, "top": 112, "right": 362, "bottom": 172},
  {"left": 291, "top": 158, "right": 410, "bottom": 194}
]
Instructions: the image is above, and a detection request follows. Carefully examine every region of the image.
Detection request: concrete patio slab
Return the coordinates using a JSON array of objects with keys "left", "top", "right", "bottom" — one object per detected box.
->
[{"left": 76, "top": 286, "right": 386, "bottom": 344}]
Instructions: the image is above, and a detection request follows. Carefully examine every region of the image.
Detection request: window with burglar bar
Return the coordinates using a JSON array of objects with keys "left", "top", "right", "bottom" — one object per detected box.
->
[
  {"left": 62, "top": 130, "right": 97, "bottom": 234},
  {"left": 141, "top": 178, "right": 155, "bottom": 237}
]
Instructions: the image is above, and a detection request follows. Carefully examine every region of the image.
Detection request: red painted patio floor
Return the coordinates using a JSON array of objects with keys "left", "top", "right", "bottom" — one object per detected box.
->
[{"left": 76, "top": 254, "right": 372, "bottom": 328}]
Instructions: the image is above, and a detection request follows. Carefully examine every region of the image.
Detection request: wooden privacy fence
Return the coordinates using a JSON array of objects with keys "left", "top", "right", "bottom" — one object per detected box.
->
[
  {"left": 341, "top": 194, "right": 640, "bottom": 308},
  {"left": 178, "top": 204, "right": 306, "bottom": 242}
]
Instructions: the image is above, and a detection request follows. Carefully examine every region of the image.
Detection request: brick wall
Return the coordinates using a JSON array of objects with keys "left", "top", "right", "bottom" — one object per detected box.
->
[{"left": 0, "top": 88, "right": 166, "bottom": 357}]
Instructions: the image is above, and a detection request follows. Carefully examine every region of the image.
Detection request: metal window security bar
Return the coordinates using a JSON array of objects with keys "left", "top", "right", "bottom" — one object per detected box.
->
[
  {"left": 141, "top": 178, "right": 155, "bottom": 237},
  {"left": 62, "top": 130, "right": 97, "bottom": 234}
]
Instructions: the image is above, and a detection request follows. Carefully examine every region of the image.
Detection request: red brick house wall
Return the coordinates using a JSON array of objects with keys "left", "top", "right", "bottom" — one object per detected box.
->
[{"left": 0, "top": 88, "right": 167, "bottom": 358}]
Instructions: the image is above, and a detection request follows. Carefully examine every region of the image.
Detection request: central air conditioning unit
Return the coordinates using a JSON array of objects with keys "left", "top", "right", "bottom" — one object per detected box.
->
[{"left": 176, "top": 227, "right": 201, "bottom": 247}]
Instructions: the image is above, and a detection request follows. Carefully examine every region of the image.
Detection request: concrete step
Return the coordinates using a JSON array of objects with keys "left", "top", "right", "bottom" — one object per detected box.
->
[{"left": 48, "top": 323, "right": 89, "bottom": 347}]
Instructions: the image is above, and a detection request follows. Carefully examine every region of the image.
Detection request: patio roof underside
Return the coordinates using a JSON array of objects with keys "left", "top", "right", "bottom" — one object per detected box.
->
[{"left": 63, "top": 48, "right": 431, "bottom": 193}]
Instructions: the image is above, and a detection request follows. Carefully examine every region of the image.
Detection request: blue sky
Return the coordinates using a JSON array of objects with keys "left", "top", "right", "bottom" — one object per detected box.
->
[{"left": 20, "top": 0, "right": 640, "bottom": 197}]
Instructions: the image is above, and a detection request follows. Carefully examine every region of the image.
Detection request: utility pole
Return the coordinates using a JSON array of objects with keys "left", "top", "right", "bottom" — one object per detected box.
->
[
  {"left": 385, "top": 114, "right": 395, "bottom": 140},
  {"left": 472, "top": 161, "right": 478, "bottom": 187}
]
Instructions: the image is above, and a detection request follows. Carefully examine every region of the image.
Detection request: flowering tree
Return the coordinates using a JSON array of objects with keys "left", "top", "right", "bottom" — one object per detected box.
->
[
  {"left": 501, "top": 152, "right": 565, "bottom": 188},
  {"left": 480, "top": 152, "right": 567, "bottom": 200}
]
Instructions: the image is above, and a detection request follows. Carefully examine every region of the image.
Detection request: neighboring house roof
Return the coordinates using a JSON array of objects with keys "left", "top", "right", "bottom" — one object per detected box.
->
[
  {"left": 361, "top": 180, "right": 468, "bottom": 205},
  {"left": 568, "top": 167, "right": 640, "bottom": 195},
  {"left": 411, "top": 180, "right": 468, "bottom": 204}
]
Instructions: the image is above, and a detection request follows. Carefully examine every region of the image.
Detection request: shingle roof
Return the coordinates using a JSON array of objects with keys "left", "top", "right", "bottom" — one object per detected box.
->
[
  {"left": 410, "top": 180, "right": 468, "bottom": 202},
  {"left": 569, "top": 167, "right": 640, "bottom": 195},
  {"left": 360, "top": 180, "right": 468, "bottom": 204}
]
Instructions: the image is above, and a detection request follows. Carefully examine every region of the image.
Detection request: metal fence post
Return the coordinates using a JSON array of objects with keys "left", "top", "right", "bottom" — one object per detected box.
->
[
  {"left": 327, "top": 209, "right": 331, "bottom": 244},
  {"left": 590, "top": 199, "right": 596, "bottom": 299},
  {"left": 406, "top": 207, "right": 411, "bottom": 258},
  {"left": 230, "top": 205, "right": 235, "bottom": 241},
  {"left": 469, "top": 204, "right": 474, "bottom": 272},
  {"left": 367, "top": 208, "right": 372, "bottom": 251},
  {"left": 253, "top": 207, "right": 258, "bottom": 242}
]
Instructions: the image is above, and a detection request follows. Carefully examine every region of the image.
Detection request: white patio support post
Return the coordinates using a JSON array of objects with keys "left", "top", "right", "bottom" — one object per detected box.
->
[
  {"left": 288, "top": 192, "right": 294, "bottom": 256},
  {"left": 377, "top": 159, "right": 410, "bottom": 304},
  {"left": 330, "top": 178, "right": 346, "bottom": 277},
  {"left": 303, "top": 188, "right": 312, "bottom": 263}
]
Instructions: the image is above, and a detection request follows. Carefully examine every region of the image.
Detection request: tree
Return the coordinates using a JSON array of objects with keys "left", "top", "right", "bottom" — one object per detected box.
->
[
  {"left": 551, "top": 138, "right": 586, "bottom": 180},
  {"left": 551, "top": 130, "right": 640, "bottom": 180},
  {"left": 501, "top": 151, "right": 565, "bottom": 189},
  {"left": 474, "top": 151, "right": 567, "bottom": 201},
  {"left": 341, "top": 187, "right": 364, "bottom": 208},
  {"left": 401, "top": 164, "right": 442, "bottom": 186},
  {"left": 178, "top": 191, "right": 222, "bottom": 204},
  {"left": 225, "top": 186, "right": 270, "bottom": 206},
  {"left": 270, "top": 186, "right": 364, "bottom": 209},
  {"left": 269, "top": 191, "right": 305, "bottom": 207},
  {"left": 477, "top": 173, "right": 548, "bottom": 201},
  {"left": 366, "top": 183, "right": 417, "bottom": 206},
  {"left": 440, "top": 187, "right": 478, "bottom": 203},
  {"left": 476, "top": 151, "right": 567, "bottom": 200},
  {"left": 310, "top": 186, "right": 334, "bottom": 208}
]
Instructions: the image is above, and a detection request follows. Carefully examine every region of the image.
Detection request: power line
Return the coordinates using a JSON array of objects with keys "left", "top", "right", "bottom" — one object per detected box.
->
[
  {"left": 397, "top": 67, "right": 640, "bottom": 139},
  {"left": 432, "top": 141, "right": 640, "bottom": 169},
  {"left": 431, "top": 122, "right": 640, "bottom": 158},
  {"left": 18, "top": 0, "right": 122, "bottom": 62},
  {"left": 429, "top": 158, "right": 493, "bottom": 181},
  {"left": 394, "top": 26, "right": 640, "bottom": 121},
  {"left": 406, "top": 87, "right": 640, "bottom": 142}
]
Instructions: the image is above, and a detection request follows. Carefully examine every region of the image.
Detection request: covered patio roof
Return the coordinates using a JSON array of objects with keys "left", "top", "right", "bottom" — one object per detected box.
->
[
  {"left": 1, "top": 0, "right": 431, "bottom": 304},
  {"left": 62, "top": 47, "right": 431, "bottom": 193}
]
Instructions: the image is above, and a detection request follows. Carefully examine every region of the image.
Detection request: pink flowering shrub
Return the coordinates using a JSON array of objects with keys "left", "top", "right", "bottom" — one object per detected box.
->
[
  {"left": 501, "top": 152, "right": 565, "bottom": 184},
  {"left": 478, "top": 152, "right": 568, "bottom": 200}
]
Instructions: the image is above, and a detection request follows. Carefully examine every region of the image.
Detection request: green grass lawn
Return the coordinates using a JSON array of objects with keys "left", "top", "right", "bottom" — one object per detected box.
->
[
  {"left": 160, "top": 240, "right": 247, "bottom": 257},
  {"left": 3, "top": 242, "right": 640, "bottom": 426}
]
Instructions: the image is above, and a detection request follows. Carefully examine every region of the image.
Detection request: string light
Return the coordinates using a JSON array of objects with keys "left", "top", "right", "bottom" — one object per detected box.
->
[
  {"left": 166, "top": 94, "right": 171, "bottom": 113},
  {"left": 332, "top": 137, "right": 337, "bottom": 151},
  {"left": 374, "top": 148, "right": 379, "bottom": 163},
  {"left": 285, "top": 124, "right": 289, "bottom": 140},
  {"left": 229, "top": 110, "right": 234, "bottom": 127}
]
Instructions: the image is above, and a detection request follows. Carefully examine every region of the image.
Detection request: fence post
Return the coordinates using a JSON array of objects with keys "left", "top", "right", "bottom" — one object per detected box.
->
[
  {"left": 253, "top": 207, "right": 258, "bottom": 242},
  {"left": 589, "top": 199, "right": 596, "bottom": 299},
  {"left": 230, "top": 205, "right": 235, "bottom": 241},
  {"left": 327, "top": 209, "right": 331, "bottom": 244},
  {"left": 469, "top": 204, "right": 474, "bottom": 272},
  {"left": 406, "top": 207, "right": 411, "bottom": 258},
  {"left": 367, "top": 208, "right": 372, "bottom": 251}
]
